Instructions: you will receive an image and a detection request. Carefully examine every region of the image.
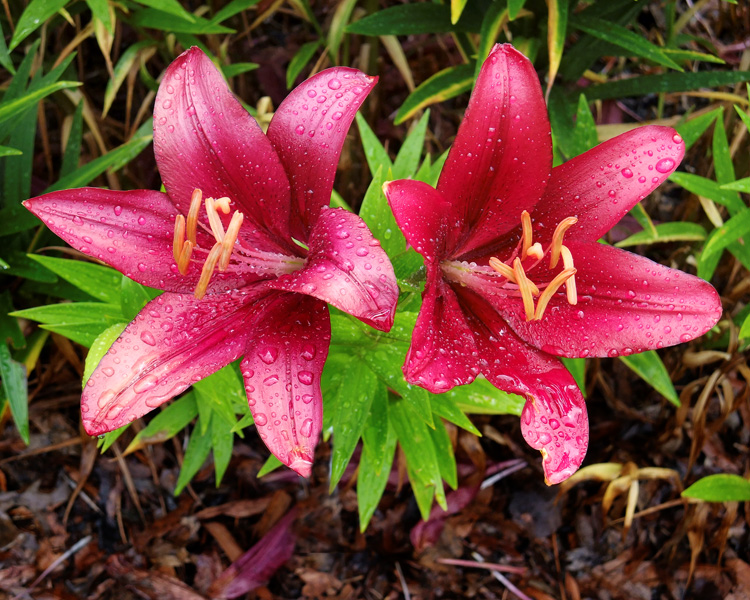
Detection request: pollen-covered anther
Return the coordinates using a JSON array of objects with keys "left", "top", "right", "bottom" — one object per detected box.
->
[
  {"left": 560, "top": 245, "right": 577, "bottom": 305},
  {"left": 177, "top": 240, "right": 193, "bottom": 275},
  {"left": 219, "top": 211, "right": 244, "bottom": 272},
  {"left": 520, "top": 210, "right": 534, "bottom": 259},
  {"left": 549, "top": 216, "right": 578, "bottom": 268},
  {"left": 527, "top": 242, "right": 544, "bottom": 260},
  {"left": 214, "top": 196, "right": 231, "bottom": 214},
  {"left": 205, "top": 197, "right": 226, "bottom": 242},
  {"left": 173, "top": 215, "right": 186, "bottom": 264},
  {"left": 187, "top": 188, "right": 202, "bottom": 245}
]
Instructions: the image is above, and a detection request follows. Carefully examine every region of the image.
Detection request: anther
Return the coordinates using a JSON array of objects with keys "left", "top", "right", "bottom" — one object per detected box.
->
[
  {"left": 513, "top": 258, "right": 536, "bottom": 321},
  {"left": 521, "top": 210, "right": 533, "bottom": 259},
  {"left": 195, "top": 243, "right": 223, "bottom": 300},
  {"left": 187, "top": 189, "right": 202, "bottom": 246},
  {"left": 205, "top": 197, "right": 225, "bottom": 242},
  {"left": 489, "top": 257, "right": 517, "bottom": 283},
  {"left": 549, "top": 217, "right": 578, "bottom": 268},
  {"left": 534, "top": 268, "right": 576, "bottom": 320},
  {"left": 527, "top": 242, "right": 544, "bottom": 261},
  {"left": 560, "top": 245, "right": 577, "bottom": 304},
  {"left": 177, "top": 240, "right": 193, "bottom": 275},
  {"left": 214, "top": 197, "right": 231, "bottom": 214},
  {"left": 219, "top": 212, "right": 244, "bottom": 272},
  {"left": 173, "top": 215, "right": 186, "bottom": 263}
]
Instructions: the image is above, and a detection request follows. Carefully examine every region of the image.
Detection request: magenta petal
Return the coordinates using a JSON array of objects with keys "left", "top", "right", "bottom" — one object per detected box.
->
[
  {"left": 154, "top": 47, "right": 292, "bottom": 251},
  {"left": 383, "top": 179, "right": 451, "bottom": 264},
  {"left": 496, "top": 241, "right": 723, "bottom": 358},
  {"left": 268, "top": 208, "right": 398, "bottom": 331},
  {"left": 437, "top": 44, "right": 552, "bottom": 258},
  {"left": 267, "top": 67, "right": 377, "bottom": 241},
  {"left": 240, "top": 294, "right": 330, "bottom": 477},
  {"left": 533, "top": 126, "right": 685, "bottom": 244},
  {"left": 82, "top": 292, "right": 257, "bottom": 435},
  {"left": 404, "top": 277, "right": 480, "bottom": 393}
]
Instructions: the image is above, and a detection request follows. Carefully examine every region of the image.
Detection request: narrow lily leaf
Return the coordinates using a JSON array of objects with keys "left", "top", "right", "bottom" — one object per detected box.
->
[
  {"left": 712, "top": 118, "right": 737, "bottom": 188},
  {"left": 546, "top": 0, "right": 569, "bottom": 90},
  {"left": 408, "top": 462, "right": 438, "bottom": 520},
  {"left": 0, "top": 342, "right": 28, "bottom": 444},
  {"left": 361, "top": 384, "right": 389, "bottom": 461},
  {"left": 618, "top": 351, "right": 680, "bottom": 406},
  {"left": 615, "top": 222, "right": 707, "bottom": 247},
  {"left": 355, "top": 113, "right": 393, "bottom": 178},
  {"left": 60, "top": 101, "right": 84, "bottom": 178},
  {"left": 128, "top": 9, "right": 233, "bottom": 34},
  {"left": 358, "top": 423, "right": 397, "bottom": 531},
  {"left": 0, "top": 293, "right": 25, "bottom": 349},
  {"left": 5, "top": 40, "right": 39, "bottom": 101},
  {"left": 393, "top": 109, "right": 430, "bottom": 179},
  {"left": 2, "top": 252, "right": 57, "bottom": 283},
  {"left": 330, "top": 362, "right": 380, "bottom": 490},
  {"left": 669, "top": 172, "right": 743, "bottom": 213},
  {"left": 28, "top": 255, "right": 122, "bottom": 304},
  {"left": 97, "top": 426, "right": 128, "bottom": 452},
  {"left": 735, "top": 103, "right": 750, "bottom": 133},
  {"left": 346, "top": 4, "right": 472, "bottom": 35},
  {"left": 570, "top": 15, "right": 682, "bottom": 71},
  {"left": 0, "top": 146, "right": 22, "bottom": 157},
  {"left": 663, "top": 49, "right": 724, "bottom": 64},
  {"left": 210, "top": 0, "right": 262, "bottom": 24},
  {"left": 359, "top": 167, "right": 405, "bottom": 259},
  {"left": 211, "top": 414, "right": 234, "bottom": 485},
  {"left": 134, "top": 0, "right": 196, "bottom": 21},
  {"left": 721, "top": 178, "right": 750, "bottom": 193},
  {"left": 451, "top": 0, "right": 468, "bottom": 24},
  {"left": 9, "top": 0, "right": 70, "bottom": 50},
  {"left": 175, "top": 418, "right": 214, "bottom": 495},
  {"left": 193, "top": 366, "right": 244, "bottom": 437},
  {"left": 83, "top": 323, "right": 128, "bottom": 385},
  {"left": 395, "top": 63, "right": 475, "bottom": 125},
  {"left": 3, "top": 99, "right": 37, "bottom": 206},
  {"left": 561, "top": 357, "right": 586, "bottom": 395},
  {"left": 222, "top": 62, "right": 259, "bottom": 79},
  {"left": 0, "top": 81, "right": 82, "bottom": 127},
  {"left": 739, "top": 313, "right": 750, "bottom": 339},
  {"left": 428, "top": 393, "right": 480, "bottom": 435},
  {"left": 0, "top": 20, "right": 14, "bottom": 75},
  {"left": 447, "top": 377, "right": 524, "bottom": 416},
  {"left": 508, "top": 0, "right": 526, "bottom": 20},
  {"left": 11, "top": 302, "right": 125, "bottom": 327},
  {"left": 328, "top": 0, "right": 357, "bottom": 62},
  {"left": 41, "top": 322, "right": 114, "bottom": 348},
  {"left": 86, "top": 0, "right": 112, "bottom": 32},
  {"left": 257, "top": 454, "right": 283, "bottom": 478},
  {"left": 103, "top": 41, "right": 157, "bottom": 117},
  {"left": 286, "top": 40, "right": 320, "bottom": 89},
  {"left": 570, "top": 94, "right": 598, "bottom": 157},
  {"left": 476, "top": 0, "right": 509, "bottom": 79},
  {"left": 124, "top": 393, "right": 199, "bottom": 455},
  {"left": 682, "top": 474, "right": 750, "bottom": 502},
  {"left": 427, "top": 420, "right": 457, "bottom": 489},
  {"left": 581, "top": 70, "right": 750, "bottom": 101},
  {"left": 698, "top": 209, "right": 750, "bottom": 279},
  {"left": 120, "top": 277, "right": 157, "bottom": 321},
  {"left": 675, "top": 108, "right": 721, "bottom": 150}
]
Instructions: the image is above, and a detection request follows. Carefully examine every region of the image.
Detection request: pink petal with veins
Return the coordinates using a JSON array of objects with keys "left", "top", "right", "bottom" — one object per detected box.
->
[
  {"left": 269, "top": 208, "right": 397, "bottom": 331},
  {"left": 438, "top": 44, "right": 552, "bottom": 259},
  {"left": 494, "top": 240, "right": 723, "bottom": 358},
  {"left": 154, "top": 47, "right": 293, "bottom": 253},
  {"left": 82, "top": 291, "right": 259, "bottom": 435},
  {"left": 532, "top": 126, "right": 685, "bottom": 244},
  {"left": 240, "top": 294, "right": 330, "bottom": 477},
  {"left": 268, "top": 67, "right": 377, "bottom": 241}
]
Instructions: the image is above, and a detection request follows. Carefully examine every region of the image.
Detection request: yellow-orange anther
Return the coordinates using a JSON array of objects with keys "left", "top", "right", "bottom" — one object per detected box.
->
[
  {"left": 521, "top": 210, "right": 533, "bottom": 259},
  {"left": 214, "top": 196, "right": 231, "bottom": 214},
  {"left": 534, "top": 268, "right": 576, "bottom": 320},
  {"left": 187, "top": 189, "right": 202, "bottom": 246},
  {"left": 560, "top": 245, "right": 577, "bottom": 304},
  {"left": 527, "top": 242, "right": 544, "bottom": 260},
  {"left": 513, "top": 258, "right": 536, "bottom": 321},
  {"left": 219, "top": 211, "right": 244, "bottom": 272},
  {"left": 489, "top": 257, "right": 517, "bottom": 282},
  {"left": 549, "top": 216, "right": 578, "bottom": 268},
  {"left": 173, "top": 215, "right": 186, "bottom": 264},
  {"left": 177, "top": 240, "right": 193, "bottom": 275},
  {"left": 195, "top": 243, "right": 223, "bottom": 300},
  {"left": 205, "top": 197, "right": 225, "bottom": 242}
]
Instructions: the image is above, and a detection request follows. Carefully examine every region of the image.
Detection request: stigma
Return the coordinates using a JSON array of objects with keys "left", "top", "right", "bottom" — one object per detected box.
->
[
  {"left": 489, "top": 210, "right": 578, "bottom": 321},
  {"left": 172, "top": 189, "right": 244, "bottom": 299}
]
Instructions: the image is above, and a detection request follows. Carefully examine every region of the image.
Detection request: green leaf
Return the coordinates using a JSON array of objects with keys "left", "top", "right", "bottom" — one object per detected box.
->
[
  {"left": 698, "top": 209, "right": 750, "bottom": 279},
  {"left": 10, "top": 0, "right": 70, "bottom": 50},
  {"left": 682, "top": 474, "right": 750, "bottom": 502},
  {"left": 3, "top": 99, "right": 37, "bottom": 206},
  {"left": 222, "top": 62, "right": 259, "bottom": 79},
  {"left": 83, "top": 323, "right": 127, "bottom": 385},
  {"left": 97, "top": 426, "right": 129, "bottom": 453},
  {"left": 0, "top": 292, "right": 25, "bottom": 349},
  {"left": 286, "top": 41, "right": 320, "bottom": 89},
  {"left": 40, "top": 322, "right": 114, "bottom": 347},
  {"left": 393, "top": 109, "right": 430, "bottom": 179},
  {"left": 663, "top": 48, "right": 724, "bottom": 65},
  {"left": 328, "top": 0, "right": 357, "bottom": 62},
  {"left": 739, "top": 312, "right": 750, "bottom": 339},
  {"left": 508, "top": 0, "right": 526, "bottom": 20},
  {"left": 355, "top": 112, "right": 393, "bottom": 177},
  {"left": 193, "top": 366, "right": 245, "bottom": 434},
  {"left": 134, "top": 0, "right": 196, "bottom": 21},
  {"left": 86, "top": 0, "right": 112, "bottom": 32},
  {"left": 124, "top": 393, "right": 198, "bottom": 453},
  {"left": 211, "top": 415, "right": 234, "bottom": 485},
  {"left": 2, "top": 252, "right": 57, "bottom": 282},
  {"left": 103, "top": 41, "right": 157, "bottom": 117},
  {"left": 175, "top": 418, "right": 213, "bottom": 494},
  {"left": 60, "top": 101, "right": 84, "bottom": 178},
  {"left": 128, "top": 9, "right": 233, "bottom": 34},
  {"left": 257, "top": 453, "right": 283, "bottom": 477},
  {"left": 475, "top": 0, "right": 509, "bottom": 79},
  {"left": 561, "top": 357, "right": 586, "bottom": 396},
  {"left": 615, "top": 222, "right": 707, "bottom": 247},
  {"left": 11, "top": 302, "right": 124, "bottom": 328},
  {"left": 669, "top": 172, "right": 743, "bottom": 212},
  {"left": 618, "top": 351, "right": 679, "bottom": 406},
  {"left": 395, "top": 64, "right": 475, "bottom": 125},
  {"left": 120, "top": 277, "right": 159, "bottom": 321},
  {"left": 721, "top": 177, "right": 750, "bottom": 193},
  {"left": 361, "top": 384, "right": 389, "bottom": 460},
  {"left": 346, "top": 4, "right": 474, "bottom": 35},
  {"left": 209, "top": 0, "right": 262, "bottom": 24},
  {"left": 570, "top": 15, "right": 683, "bottom": 71},
  {"left": 447, "top": 377, "right": 524, "bottom": 415},
  {"left": 428, "top": 419, "right": 457, "bottom": 489},
  {"left": 547, "top": 0, "right": 570, "bottom": 87},
  {"left": 359, "top": 167, "right": 405, "bottom": 259},
  {"left": 0, "top": 146, "right": 22, "bottom": 157},
  {"left": 580, "top": 70, "right": 750, "bottom": 102},
  {"left": 0, "top": 342, "right": 28, "bottom": 444},
  {"left": 570, "top": 94, "right": 598, "bottom": 157},
  {"left": 675, "top": 108, "right": 721, "bottom": 150},
  {"left": 330, "top": 362, "right": 381, "bottom": 489},
  {"left": 358, "top": 422, "right": 397, "bottom": 531},
  {"left": 28, "top": 255, "right": 122, "bottom": 304},
  {"left": 0, "top": 20, "right": 14, "bottom": 75},
  {"left": 0, "top": 81, "right": 81, "bottom": 127},
  {"left": 428, "top": 392, "right": 479, "bottom": 435}
]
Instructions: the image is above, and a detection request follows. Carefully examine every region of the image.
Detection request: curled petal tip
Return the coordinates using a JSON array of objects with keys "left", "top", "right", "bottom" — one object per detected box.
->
[{"left": 289, "top": 458, "right": 313, "bottom": 478}]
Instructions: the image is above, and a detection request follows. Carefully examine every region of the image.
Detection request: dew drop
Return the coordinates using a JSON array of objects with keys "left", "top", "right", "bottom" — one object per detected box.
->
[
  {"left": 258, "top": 346, "right": 279, "bottom": 364},
  {"left": 263, "top": 374, "right": 279, "bottom": 386},
  {"left": 301, "top": 344, "right": 316, "bottom": 361},
  {"left": 102, "top": 367, "right": 115, "bottom": 377},
  {"left": 328, "top": 78, "right": 341, "bottom": 90},
  {"left": 655, "top": 157, "right": 675, "bottom": 173},
  {"left": 672, "top": 133, "right": 683, "bottom": 144},
  {"left": 331, "top": 111, "right": 343, "bottom": 121},
  {"left": 114, "top": 205, "right": 123, "bottom": 216},
  {"left": 295, "top": 125, "right": 305, "bottom": 135},
  {"left": 621, "top": 168, "right": 633, "bottom": 178},
  {"left": 300, "top": 418, "right": 314, "bottom": 437},
  {"left": 162, "top": 99, "right": 172, "bottom": 109},
  {"left": 133, "top": 374, "right": 158, "bottom": 393},
  {"left": 140, "top": 331, "right": 156, "bottom": 346},
  {"left": 298, "top": 371, "right": 313, "bottom": 385},
  {"left": 254, "top": 413, "right": 268, "bottom": 426},
  {"left": 301, "top": 394, "right": 314, "bottom": 404}
]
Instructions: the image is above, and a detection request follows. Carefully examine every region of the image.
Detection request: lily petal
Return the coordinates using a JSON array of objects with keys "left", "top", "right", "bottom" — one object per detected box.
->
[
  {"left": 268, "top": 67, "right": 377, "bottom": 241},
  {"left": 269, "top": 208, "right": 398, "bottom": 331},
  {"left": 82, "top": 292, "right": 257, "bottom": 435},
  {"left": 533, "top": 126, "right": 685, "bottom": 244},
  {"left": 383, "top": 179, "right": 451, "bottom": 264},
  {"left": 459, "top": 288, "right": 588, "bottom": 485},
  {"left": 496, "top": 241, "right": 722, "bottom": 358},
  {"left": 240, "top": 294, "right": 330, "bottom": 478},
  {"left": 438, "top": 44, "right": 552, "bottom": 259},
  {"left": 404, "top": 277, "right": 481, "bottom": 393},
  {"left": 154, "top": 47, "right": 292, "bottom": 252},
  {"left": 23, "top": 188, "right": 270, "bottom": 295}
]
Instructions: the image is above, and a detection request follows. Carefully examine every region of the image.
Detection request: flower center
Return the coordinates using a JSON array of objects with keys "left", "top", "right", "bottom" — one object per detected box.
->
[
  {"left": 172, "top": 189, "right": 244, "bottom": 299},
  {"left": 489, "top": 210, "right": 578, "bottom": 321}
]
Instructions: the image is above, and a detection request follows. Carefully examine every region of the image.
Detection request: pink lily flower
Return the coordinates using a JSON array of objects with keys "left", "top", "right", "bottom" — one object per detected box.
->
[
  {"left": 383, "top": 44, "right": 722, "bottom": 485},
  {"left": 24, "top": 47, "right": 398, "bottom": 477}
]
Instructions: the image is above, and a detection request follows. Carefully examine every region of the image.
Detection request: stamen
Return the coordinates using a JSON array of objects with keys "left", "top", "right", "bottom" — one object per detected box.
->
[
  {"left": 195, "top": 243, "right": 223, "bottom": 300},
  {"left": 549, "top": 216, "right": 578, "bottom": 268},
  {"left": 177, "top": 240, "right": 193, "bottom": 275},
  {"left": 513, "top": 258, "right": 536, "bottom": 321},
  {"left": 527, "top": 242, "right": 544, "bottom": 260},
  {"left": 205, "top": 197, "right": 225, "bottom": 242},
  {"left": 560, "top": 245, "right": 577, "bottom": 304},
  {"left": 214, "top": 197, "right": 231, "bottom": 214},
  {"left": 534, "top": 268, "right": 576, "bottom": 320},
  {"left": 187, "top": 189, "right": 202, "bottom": 246},
  {"left": 489, "top": 257, "right": 517, "bottom": 283},
  {"left": 521, "top": 210, "right": 533, "bottom": 259},
  {"left": 219, "top": 212, "right": 244, "bottom": 272},
  {"left": 173, "top": 215, "right": 186, "bottom": 263}
]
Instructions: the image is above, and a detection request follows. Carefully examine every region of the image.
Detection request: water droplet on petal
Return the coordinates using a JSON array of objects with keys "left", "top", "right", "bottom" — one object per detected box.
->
[
  {"left": 300, "top": 418, "right": 314, "bottom": 437},
  {"left": 255, "top": 413, "right": 268, "bottom": 426},
  {"left": 655, "top": 158, "right": 675, "bottom": 173},
  {"left": 328, "top": 78, "right": 341, "bottom": 90},
  {"left": 298, "top": 371, "right": 313, "bottom": 385},
  {"left": 258, "top": 346, "right": 278, "bottom": 364},
  {"left": 140, "top": 331, "right": 156, "bottom": 346}
]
